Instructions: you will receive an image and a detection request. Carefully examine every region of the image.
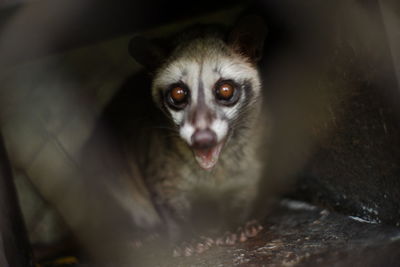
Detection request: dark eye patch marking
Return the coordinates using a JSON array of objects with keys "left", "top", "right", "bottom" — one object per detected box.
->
[
  {"left": 197, "top": 78, "right": 206, "bottom": 109},
  {"left": 178, "top": 69, "right": 188, "bottom": 81},
  {"left": 237, "top": 79, "right": 258, "bottom": 113},
  {"left": 226, "top": 79, "right": 259, "bottom": 141},
  {"left": 158, "top": 88, "right": 172, "bottom": 118},
  {"left": 242, "top": 79, "right": 254, "bottom": 101},
  {"left": 213, "top": 65, "right": 222, "bottom": 76}
]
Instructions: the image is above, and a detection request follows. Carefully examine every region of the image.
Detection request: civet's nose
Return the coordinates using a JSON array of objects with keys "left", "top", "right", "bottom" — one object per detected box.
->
[{"left": 191, "top": 129, "right": 218, "bottom": 149}]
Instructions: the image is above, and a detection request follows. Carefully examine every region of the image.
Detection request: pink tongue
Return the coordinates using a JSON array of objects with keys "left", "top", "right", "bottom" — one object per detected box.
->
[
  {"left": 193, "top": 144, "right": 222, "bottom": 170},
  {"left": 196, "top": 148, "right": 213, "bottom": 161}
]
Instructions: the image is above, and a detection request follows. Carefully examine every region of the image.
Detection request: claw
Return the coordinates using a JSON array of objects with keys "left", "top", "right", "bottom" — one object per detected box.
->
[
  {"left": 195, "top": 243, "right": 206, "bottom": 254},
  {"left": 239, "top": 231, "right": 247, "bottom": 242},
  {"left": 215, "top": 237, "right": 224, "bottom": 246},
  {"left": 244, "top": 220, "right": 263, "bottom": 237},
  {"left": 173, "top": 247, "right": 182, "bottom": 257},
  {"left": 184, "top": 245, "right": 194, "bottom": 257},
  {"left": 224, "top": 232, "right": 237, "bottom": 246},
  {"left": 200, "top": 236, "right": 214, "bottom": 247}
]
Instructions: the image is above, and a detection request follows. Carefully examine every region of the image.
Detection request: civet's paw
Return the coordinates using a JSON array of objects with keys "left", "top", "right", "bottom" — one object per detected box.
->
[{"left": 172, "top": 220, "right": 263, "bottom": 257}]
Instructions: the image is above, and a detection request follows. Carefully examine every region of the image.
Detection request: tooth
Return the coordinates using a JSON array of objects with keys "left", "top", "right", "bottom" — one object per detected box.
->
[{"left": 240, "top": 232, "right": 247, "bottom": 242}]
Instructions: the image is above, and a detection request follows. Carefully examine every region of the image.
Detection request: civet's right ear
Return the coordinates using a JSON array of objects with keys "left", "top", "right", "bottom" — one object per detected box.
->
[
  {"left": 228, "top": 15, "right": 268, "bottom": 62},
  {"left": 129, "top": 36, "right": 166, "bottom": 71}
]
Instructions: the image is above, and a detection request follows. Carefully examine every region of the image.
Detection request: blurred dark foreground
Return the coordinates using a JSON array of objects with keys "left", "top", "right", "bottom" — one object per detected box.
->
[{"left": 0, "top": 0, "right": 399, "bottom": 266}]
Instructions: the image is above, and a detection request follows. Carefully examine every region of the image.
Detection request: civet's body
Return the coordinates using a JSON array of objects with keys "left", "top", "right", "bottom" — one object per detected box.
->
[{"left": 106, "top": 17, "right": 268, "bottom": 240}]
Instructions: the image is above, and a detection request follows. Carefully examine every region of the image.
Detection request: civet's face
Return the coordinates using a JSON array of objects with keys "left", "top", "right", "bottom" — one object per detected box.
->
[{"left": 152, "top": 37, "right": 262, "bottom": 170}]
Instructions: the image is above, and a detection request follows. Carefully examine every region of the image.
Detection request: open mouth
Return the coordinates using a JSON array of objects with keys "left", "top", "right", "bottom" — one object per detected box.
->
[{"left": 192, "top": 142, "right": 224, "bottom": 171}]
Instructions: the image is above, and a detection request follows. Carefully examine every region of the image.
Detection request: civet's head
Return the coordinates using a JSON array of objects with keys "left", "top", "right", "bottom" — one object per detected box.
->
[{"left": 129, "top": 16, "right": 267, "bottom": 170}]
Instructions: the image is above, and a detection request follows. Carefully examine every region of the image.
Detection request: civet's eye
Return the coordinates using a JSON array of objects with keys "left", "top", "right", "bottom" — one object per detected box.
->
[
  {"left": 215, "top": 81, "right": 238, "bottom": 105},
  {"left": 166, "top": 85, "right": 189, "bottom": 109}
]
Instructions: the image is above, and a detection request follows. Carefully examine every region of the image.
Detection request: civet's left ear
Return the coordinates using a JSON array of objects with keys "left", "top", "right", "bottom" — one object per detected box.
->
[
  {"left": 228, "top": 15, "right": 268, "bottom": 62},
  {"left": 129, "top": 35, "right": 166, "bottom": 72}
]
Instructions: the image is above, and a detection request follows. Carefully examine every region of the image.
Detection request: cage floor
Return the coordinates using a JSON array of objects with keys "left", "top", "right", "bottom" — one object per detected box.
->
[{"left": 38, "top": 199, "right": 400, "bottom": 267}]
